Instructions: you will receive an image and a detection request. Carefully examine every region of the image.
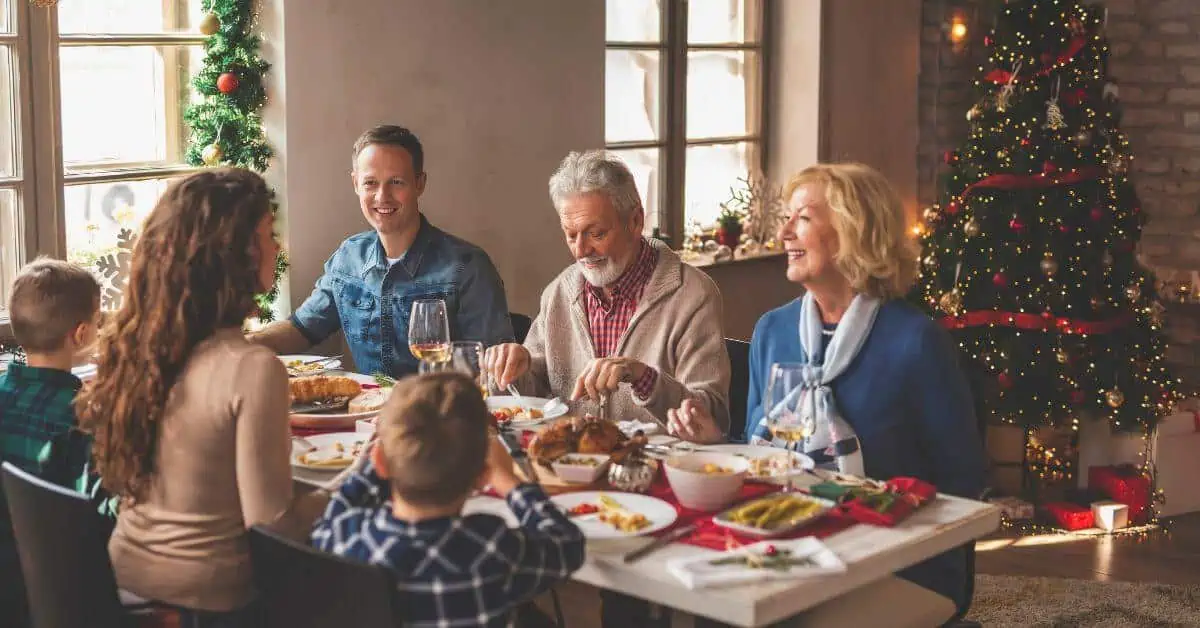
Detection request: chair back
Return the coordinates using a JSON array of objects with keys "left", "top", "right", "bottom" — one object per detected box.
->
[
  {"left": 1, "top": 462, "right": 124, "bottom": 628},
  {"left": 511, "top": 312, "right": 533, "bottom": 344},
  {"left": 725, "top": 338, "right": 751, "bottom": 442},
  {"left": 249, "top": 525, "right": 397, "bottom": 628}
]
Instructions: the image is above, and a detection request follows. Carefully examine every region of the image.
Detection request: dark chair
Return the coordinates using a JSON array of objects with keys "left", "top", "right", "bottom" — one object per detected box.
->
[
  {"left": 1, "top": 462, "right": 124, "bottom": 628},
  {"left": 511, "top": 312, "right": 533, "bottom": 344},
  {"left": 249, "top": 524, "right": 398, "bottom": 628},
  {"left": 725, "top": 338, "right": 751, "bottom": 443}
]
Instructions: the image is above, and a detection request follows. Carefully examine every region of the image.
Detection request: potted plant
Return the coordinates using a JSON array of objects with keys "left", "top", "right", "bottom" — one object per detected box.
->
[{"left": 716, "top": 203, "right": 745, "bottom": 247}]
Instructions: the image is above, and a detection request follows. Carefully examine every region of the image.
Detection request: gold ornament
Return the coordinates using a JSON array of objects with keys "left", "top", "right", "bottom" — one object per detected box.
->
[
  {"left": 997, "top": 149, "right": 1009, "bottom": 160},
  {"left": 201, "top": 143, "right": 224, "bottom": 166},
  {"left": 922, "top": 254, "right": 938, "bottom": 269},
  {"left": 1055, "top": 348, "right": 1069, "bottom": 364},
  {"left": 938, "top": 289, "right": 964, "bottom": 316},
  {"left": 1074, "top": 130, "right": 1091, "bottom": 147},
  {"left": 1040, "top": 255, "right": 1059, "bottom": 276},
  {"left": 1108, "top": 152, "right": 1128, "bottom": 175},
  {"left": 963, "top": 219, "right": 981, "bottom": 238},
  {"left": 199, "top": 12, "right": 221, "bottom": 36},
  {"left": 967, "top": 105, "right": 982, "bottom": 122},
  {"left": 923, "top": 207, "right": 939, "bottom": 223},
  {"left": 1106, "top": 388, "right": 1125, "bottom": 408},
  {"left": 1125, "top": 284, "right": 1141, "bottom": 301}
]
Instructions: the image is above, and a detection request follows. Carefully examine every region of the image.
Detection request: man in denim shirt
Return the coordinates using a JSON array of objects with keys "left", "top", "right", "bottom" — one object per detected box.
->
[{"left": 251, "top": 126, "right": 513, "bottom": 376}]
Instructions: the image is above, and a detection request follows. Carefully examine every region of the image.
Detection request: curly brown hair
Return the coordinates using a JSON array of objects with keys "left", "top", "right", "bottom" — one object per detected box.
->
[{"left": 76, "top": 168, "right": 274, "bottom": 501}]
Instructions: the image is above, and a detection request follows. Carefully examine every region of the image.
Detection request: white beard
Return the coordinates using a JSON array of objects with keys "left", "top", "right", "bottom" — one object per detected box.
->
[{"left": 578, "top": 257, "right": 627, "bottom": 287}]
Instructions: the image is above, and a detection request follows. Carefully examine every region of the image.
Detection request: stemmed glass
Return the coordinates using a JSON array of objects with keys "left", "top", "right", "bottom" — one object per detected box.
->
[
  {"left": 408, "top": 299, "right": 450, "bottom": 374},
  {"left": 448, "top": 341, "right": 487, "bottom": 398},
  {"left": 763, "top": 363, "right": 815, "bottom": 491}
]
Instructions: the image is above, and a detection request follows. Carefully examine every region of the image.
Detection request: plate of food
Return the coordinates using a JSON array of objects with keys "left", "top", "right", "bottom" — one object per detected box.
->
[
  {"left": 711, "top": 493, "right": 836, "bottom": 538},
  {"left": 279, "top": 354, "right": 343, "bottom": 377},
  {"left": 288, "top": 374, "right": 389, "bottom": 428},
  {"left": 290, "top": 432, "right": 368, "bottom": 471},
  {"left": 550, "top": 491, "right": 677, "bottom": 539},
  {"left": 700, "top": 444, "right": 814, "bottom": 483},
  {"left": 486, "top": 395, "right": 567, "bottom": 428}
]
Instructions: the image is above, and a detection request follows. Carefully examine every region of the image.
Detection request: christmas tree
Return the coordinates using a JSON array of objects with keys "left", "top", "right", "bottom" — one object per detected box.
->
[{"left": 912, "top": 0, "right": 1181, "bottom": 436}]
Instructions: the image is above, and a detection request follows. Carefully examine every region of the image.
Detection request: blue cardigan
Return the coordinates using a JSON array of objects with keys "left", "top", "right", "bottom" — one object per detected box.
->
[{"left": 746, "top": 297, "right": 985, "bottom": 612}]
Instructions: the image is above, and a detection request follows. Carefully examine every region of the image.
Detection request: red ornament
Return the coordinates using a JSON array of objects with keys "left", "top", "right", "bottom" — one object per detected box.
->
[
  {"left": 992, "top": 272, "right": 1009, "bottom": 288},
  {"left": 217, "top": 72, "right": 239, "bottom": 94},
  {"left": 946, "top": 200, "right": 961, "bottom": 215},
  {"left": 1059, "top": 224, "right": 1070, "bottom": 234},
  {"left": 984, "top": 35, "right": 993, "bottom": 46},
  {"left": 1009, "top": 217, "right": 1026, "bottom": 232},
  {"left": 1064, "top": 88, "right": 1087, "bottom": 106},
  {"left": 1070, "top": 390, "right": 1086, "bottom": 404},
  {"left": 1020, "top": 137, "right": 1031, "bottom": 147},
  {"left": 1089, "top": 207, "right": 1104, "bottom": 221},
  {"left": 998, "top": 372, "right": 1013, "bottom": 388},
  {"left": 1042, "top": 161, "right": 1058, "bottom": 175},
  {"left": 943, "top": 150, "right": 958, "bottom": 165}
]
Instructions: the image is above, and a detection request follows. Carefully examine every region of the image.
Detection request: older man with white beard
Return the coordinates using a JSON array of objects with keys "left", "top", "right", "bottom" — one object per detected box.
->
[{"left": 486, "top": 150, "right": 731, "bottom": 445}]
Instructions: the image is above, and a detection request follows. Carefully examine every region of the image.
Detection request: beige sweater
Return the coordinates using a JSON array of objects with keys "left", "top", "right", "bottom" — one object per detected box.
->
[
  {"left": 108, "top": 329, "right": 328, "bottom": 611},
  {"left": 521, "top": 240, "right": 731, "bottom": 431}
]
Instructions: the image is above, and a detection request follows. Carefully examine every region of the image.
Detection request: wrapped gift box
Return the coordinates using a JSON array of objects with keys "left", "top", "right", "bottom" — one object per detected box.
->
[
  {"left": 988, "top": 496, "right": 1034, "bottom": 520},
  {"left": 1091, "top": 500, "right": 1129, "bottom": 531},
  {"left": 1042, "top": 501, "right": 1094, "bottom": 531},
  {"left": 1153, "top": 408, "right": 1200, "bottom": 517},
  {"left": 1089, "top": 464, "right": 1151, "bottom": 524}
]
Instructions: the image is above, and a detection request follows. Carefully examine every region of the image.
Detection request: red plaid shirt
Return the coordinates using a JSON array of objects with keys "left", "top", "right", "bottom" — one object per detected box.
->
[{"left": 583, "top": 239, "right": 659, "bottom": 399}]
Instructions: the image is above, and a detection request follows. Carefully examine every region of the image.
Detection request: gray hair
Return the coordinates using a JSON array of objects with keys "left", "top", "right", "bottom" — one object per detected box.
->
[{"left": 548, "top": 150, "right": 643, "bottom": 221}]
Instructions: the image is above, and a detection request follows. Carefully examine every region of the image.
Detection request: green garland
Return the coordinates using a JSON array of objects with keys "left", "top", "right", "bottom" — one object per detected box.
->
[{"left": 185, "top": 0, "right": 286, "bottom": 321}]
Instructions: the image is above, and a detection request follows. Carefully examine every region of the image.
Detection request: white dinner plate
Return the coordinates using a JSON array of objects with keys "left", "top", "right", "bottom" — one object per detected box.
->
[
  {"left": 290, "top": 432, "right": 368, "bottom": 471},
  {"left": 700, "top": 444, "right": 814, "bottom": 483},
  {"left": 279, "top": 354, "right": 344, "bottom": 377},
  {"left": 463, "top": 496, "right": 519, "bottom": 527},
  {"left": 288, "top": 371, "right": 382, "bottom": 427},
  {"left": 486, "top": 395, "right": 568, "bottom": 427},
  {"left": 549, "top": 491, "right": 678, "bottom": 540}
]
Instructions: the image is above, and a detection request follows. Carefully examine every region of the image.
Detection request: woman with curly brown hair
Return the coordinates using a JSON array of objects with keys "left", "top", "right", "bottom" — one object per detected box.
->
[{"left": 77, "top": 169, "right": 342, "bottom": 626}]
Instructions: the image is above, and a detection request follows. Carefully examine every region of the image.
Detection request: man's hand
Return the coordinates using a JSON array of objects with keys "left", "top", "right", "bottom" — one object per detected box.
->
[
  {"left": 483, "top": 343, "right": 531, "bottom": 390},
  {"left": 667, "top": 398, "right": 725, "bottom": 444},
  {"left": 571, "top": 357, "right": 648, "bottom": 403},
  {"left": 478, "top": 438, "right": 522, "bottom": 496},
  {"left": 245, "top": 320, "right": 313, "bottom": 355}
]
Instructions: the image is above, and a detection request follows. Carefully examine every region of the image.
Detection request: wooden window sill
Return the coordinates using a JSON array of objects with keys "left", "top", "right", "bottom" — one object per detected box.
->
[{"left": 680, "top": 248, "right": 785, "bottom": 269}]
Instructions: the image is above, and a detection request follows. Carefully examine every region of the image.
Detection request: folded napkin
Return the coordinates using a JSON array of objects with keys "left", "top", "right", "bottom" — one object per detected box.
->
[
  {"left": 666, "top": 537, "right": 846, "bottom": 590},
  {"left": 618, "top": 419, "right": 662, "bottom": 437}
]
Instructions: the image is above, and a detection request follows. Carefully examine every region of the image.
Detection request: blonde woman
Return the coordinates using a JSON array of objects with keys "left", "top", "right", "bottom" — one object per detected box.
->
[{"left": 673, "top": 163, "right": 984, "bottom": 620}]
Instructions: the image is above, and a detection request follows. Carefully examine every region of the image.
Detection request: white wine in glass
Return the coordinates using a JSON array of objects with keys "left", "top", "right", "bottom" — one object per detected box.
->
[
  {"left": 763, "top": 362, "right": 814, "bottom": 491},
  {"left": 408, "top": 299, "right": 451, "bottom": 373},
  {"left": 409, "top": 342, "right": 451, "bottom": 364}
]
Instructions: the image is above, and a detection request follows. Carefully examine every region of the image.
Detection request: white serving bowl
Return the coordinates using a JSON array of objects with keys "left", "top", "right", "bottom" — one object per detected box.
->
[
  {"left": 551, "top": 453, "right": 611, "bottom": 484},
  {"left": 664, "top": 451, "right": 750, "bottom": 511}
]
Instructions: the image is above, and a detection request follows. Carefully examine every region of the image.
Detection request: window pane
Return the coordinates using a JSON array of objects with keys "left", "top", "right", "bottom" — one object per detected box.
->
[
  {"left": 686, "top": 50, "right": 760, "bottom": 140},
  {"left": 0, "top": 188, "right": 19, "bottom": 316},
  {"left": 58, "top": 0, "right": 204, "bottom": 34},
  {"left": 606, "top": 0, "right": 661, "bottom": 43},
  {"left": 0, "top": 45, "right": 15, "bottom": 178},
  {"left": 688, "top": 0, "right": 760, "bottom": 44},
  {"left": 606, "top": 49, "right": 661, "bottom": 144},
  {"left": 60, "top": 46, "right": 201, "bottom": 170},
  {"left": 64, "top": 178, "right": 173, "bottom": 310},
  {"left": 684, "top": 142, "right": 758, "bottom": 228},
  {"left": 607, "top": 148, "right": 661, "bottom": 235},
  {"left": 0, "top": 0, "right": 11, "bottom": 34}
]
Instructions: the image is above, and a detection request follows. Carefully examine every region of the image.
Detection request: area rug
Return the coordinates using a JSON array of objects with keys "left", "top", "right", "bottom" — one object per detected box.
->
[{"left": 968, "top": 574, "right": 1200, "bottom": 627}]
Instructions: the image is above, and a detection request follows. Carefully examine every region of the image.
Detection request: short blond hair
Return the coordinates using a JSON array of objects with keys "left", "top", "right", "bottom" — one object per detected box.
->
[
  {"left": 783, "top": 163, "right": 918, "bottom": 299},
  {"left": 376, "top": 372, "right": 489, "bottom": 507}
]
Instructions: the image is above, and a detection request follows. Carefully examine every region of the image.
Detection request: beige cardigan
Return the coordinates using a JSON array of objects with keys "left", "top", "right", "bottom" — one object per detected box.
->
[
  {"left": 520, "top": 240, "right": 731, "bottom": 431},
  {"left": 108, "top": 329, "right": 328, "bottom": 611}
]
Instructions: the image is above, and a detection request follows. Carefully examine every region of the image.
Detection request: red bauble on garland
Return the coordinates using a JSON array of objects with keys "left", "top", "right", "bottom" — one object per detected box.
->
[
  {"left": 217, "top": 72, "right": 240, "bottom": 94},
  {"left": 992, "top": 272, "right": 1009, "bottom": 288}
]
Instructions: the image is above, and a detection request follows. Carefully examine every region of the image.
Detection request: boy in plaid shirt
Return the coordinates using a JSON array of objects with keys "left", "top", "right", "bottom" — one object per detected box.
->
[
  {"left": 312, "top": 372, "right": 585, "bottom": 627},
  {"left": 1, "top": 258, "right": 101, "bottom": 626}
]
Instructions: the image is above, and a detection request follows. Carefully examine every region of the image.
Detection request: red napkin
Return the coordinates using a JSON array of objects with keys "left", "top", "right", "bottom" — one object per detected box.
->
[{"left": 838, "top": 477, "right": 936, "bottom": 527}]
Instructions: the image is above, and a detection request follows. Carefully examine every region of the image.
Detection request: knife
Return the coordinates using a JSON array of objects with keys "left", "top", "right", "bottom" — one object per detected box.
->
[
  {"left": 497, "top": 428, "right": 539, "bottom": 485},
  {"left": 622, "top": 522, "right": 698, "bottom": 564}
]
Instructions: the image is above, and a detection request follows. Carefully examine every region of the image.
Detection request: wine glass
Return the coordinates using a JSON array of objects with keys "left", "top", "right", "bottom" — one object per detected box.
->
[
  {"left": 763, "top": 362, "right": 814, "bottom": 491},
  {"left": 408, "top": 299, "right": 450, "bottom": 373},
  {"left": 448, "top": 341, "right": 487, "bottom": 398}
]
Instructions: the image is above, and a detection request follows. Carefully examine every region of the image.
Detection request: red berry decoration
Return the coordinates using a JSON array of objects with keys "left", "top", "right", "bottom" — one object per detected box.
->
[
  {"left": 993, "top": 272, "right": 1009, "bottom": 288},
  {"left": 1090, "top": 207, "right": 1104, "bottom": 221},
  {"left": 217, "top": 72, "right": 239, "bottom": 94},
  {"left": 1042, "top": 161, "right": 1058, "bottom": 175},
  {"left": 764, "top": 544, "right": 778, "bottom": 557}
]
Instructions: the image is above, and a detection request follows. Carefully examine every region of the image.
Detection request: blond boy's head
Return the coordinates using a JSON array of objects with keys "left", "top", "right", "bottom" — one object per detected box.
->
[
  {"left": 8, "top": 257, "right": 101, "bottom": 355},
  {"left": 374, "top": 372, "right": 490, "bottom": 507}
]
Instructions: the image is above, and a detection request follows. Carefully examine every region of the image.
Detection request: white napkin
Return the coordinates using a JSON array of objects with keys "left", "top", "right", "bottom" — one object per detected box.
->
[
  {"left": 666, "top": 538, "right": 846, "bottom": 590},
  {"left": 618, "top": 419, "right": 662, "bottom": 437}
]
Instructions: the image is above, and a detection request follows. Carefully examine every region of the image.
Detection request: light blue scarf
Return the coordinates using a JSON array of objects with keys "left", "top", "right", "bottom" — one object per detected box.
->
[{"left": 753, "top": 292, "right": 880, "bottom": 464}]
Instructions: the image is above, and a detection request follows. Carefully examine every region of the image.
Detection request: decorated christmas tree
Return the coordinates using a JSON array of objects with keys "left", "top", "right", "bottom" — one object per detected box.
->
[{"left": 911, "top": 0, "right": 1181, "bottom": 438}]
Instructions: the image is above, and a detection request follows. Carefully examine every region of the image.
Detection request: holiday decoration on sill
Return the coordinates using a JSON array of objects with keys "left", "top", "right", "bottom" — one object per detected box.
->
[
  {"left": 714, "top": 203, "right": 745, "bottom": 248},
  {"left": 909, "top": 0, "right": 1181, "bottom": 440},
  {"left": 726, "top": 171, "right": 784, "bottom": 250}
]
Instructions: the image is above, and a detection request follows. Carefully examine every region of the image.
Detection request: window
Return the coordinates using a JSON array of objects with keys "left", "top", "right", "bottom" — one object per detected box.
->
[
  {"left": 605, "top": 0, "right": 764, "bottom": 242},
  {"left": 0, "top": 0, "right": 205, "bottom": 318}
]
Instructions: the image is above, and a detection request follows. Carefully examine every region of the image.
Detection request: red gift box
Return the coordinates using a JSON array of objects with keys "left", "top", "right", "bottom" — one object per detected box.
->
[
  {"left": 1042, "top": 501, "right": 1094, "bottom": 531},
  {"left": 1089, "top": 464, "right": 1151, "bottom": 524},
  {"left": 839, "top": 477, "right": 937, "bottom": 527}
]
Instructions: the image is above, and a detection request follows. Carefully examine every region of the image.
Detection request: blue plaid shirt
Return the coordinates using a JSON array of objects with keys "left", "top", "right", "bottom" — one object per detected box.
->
[{"left": 311, "top": 460, "right": 585, "bottom": 627}]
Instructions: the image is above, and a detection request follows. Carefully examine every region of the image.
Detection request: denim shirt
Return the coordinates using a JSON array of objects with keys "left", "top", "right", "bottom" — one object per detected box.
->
[{"left": 290, "top": 214, "right": 514, "bottom": 377}]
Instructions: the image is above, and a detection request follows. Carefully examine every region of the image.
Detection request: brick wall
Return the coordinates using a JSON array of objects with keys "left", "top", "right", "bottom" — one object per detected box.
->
[{"left": 918, "top": 0, "right": 1200, "bottom": 391}]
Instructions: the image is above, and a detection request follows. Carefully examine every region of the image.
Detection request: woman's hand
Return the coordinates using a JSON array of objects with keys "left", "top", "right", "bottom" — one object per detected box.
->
[{"left": 666, "top": 398, "right": 725, "bottom": 444}]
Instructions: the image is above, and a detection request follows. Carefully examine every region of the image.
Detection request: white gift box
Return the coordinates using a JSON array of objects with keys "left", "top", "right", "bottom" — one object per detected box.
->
[
  {"left": 1153, "top": 408, "right": 1200, "bottom": 517},
  {"left": 1091, "top": 500, "right": 1129, "bottom": 531}
]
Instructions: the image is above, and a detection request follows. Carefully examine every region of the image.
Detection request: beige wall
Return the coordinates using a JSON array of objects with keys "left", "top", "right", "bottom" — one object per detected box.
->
[{"left": 270, "top": 0, "right": 604, "bottom": 318}]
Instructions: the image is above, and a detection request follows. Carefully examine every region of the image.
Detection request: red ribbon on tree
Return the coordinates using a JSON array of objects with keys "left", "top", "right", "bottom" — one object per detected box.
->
[
  {"left": 939, "top": 310, "right": 1134, "bottom": 334},
  {"left": 958, "top": 166, "right": 1104, "bottom": 199},
  {"left": 985, "top": 35, "right": 1087, "bottom": 84}
]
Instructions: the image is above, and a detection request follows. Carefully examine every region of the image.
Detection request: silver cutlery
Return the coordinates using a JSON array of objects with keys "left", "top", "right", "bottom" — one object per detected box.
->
[{"left": 622, "top": 522, "right": 698, "bottom": 563}]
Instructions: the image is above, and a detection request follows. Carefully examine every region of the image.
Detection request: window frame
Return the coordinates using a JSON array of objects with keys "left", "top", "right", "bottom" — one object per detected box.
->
[
  {"left": 0, "top": 1, "right": 206, "bottom": 329},
  {"left": 604, "top": 0, "right": 770, "bottom": 246}
]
